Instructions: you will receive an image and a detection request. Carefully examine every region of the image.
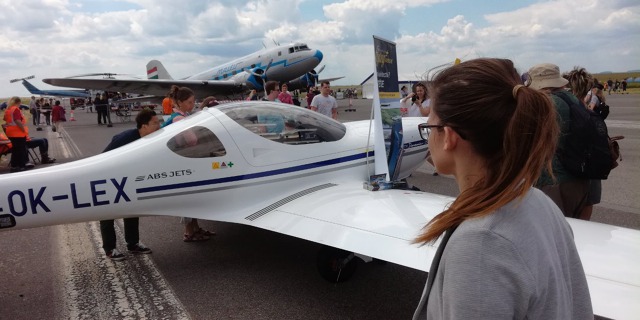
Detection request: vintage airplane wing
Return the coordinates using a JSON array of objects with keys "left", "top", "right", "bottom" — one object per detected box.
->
[
  {"left": 116, "top": 95, "right": 164, "bottom": 105},
  {"left": 43, "top": 78, "right": 246, "bottom": 98},
  {"left": 318, "top": 76, "right": 345, "bottom": 83}
]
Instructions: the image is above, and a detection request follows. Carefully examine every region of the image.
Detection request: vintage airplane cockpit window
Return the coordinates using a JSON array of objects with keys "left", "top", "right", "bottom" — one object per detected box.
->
[
  {"left": 291, "top": 44, "right": 310, "bottom": 52},
  {"left": 219, "top": 102, "right": 346, "bottom": 144},
  {"left": 167, "top": 126, "right": 226, "bottom": 158}
]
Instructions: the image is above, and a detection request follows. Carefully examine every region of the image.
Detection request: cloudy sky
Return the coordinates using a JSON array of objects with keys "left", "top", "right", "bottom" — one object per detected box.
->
[{"left": 1, "top": 0, "right": 638, "bottom": 98}]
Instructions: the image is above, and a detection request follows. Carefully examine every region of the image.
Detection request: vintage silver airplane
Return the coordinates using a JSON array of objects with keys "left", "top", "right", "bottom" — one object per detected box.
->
[
  {"left": 42, "top": 43, "right": 339, "bottom": 99},
  {"left": 0, "top": 101, "right": 637, "bottom": 319}
]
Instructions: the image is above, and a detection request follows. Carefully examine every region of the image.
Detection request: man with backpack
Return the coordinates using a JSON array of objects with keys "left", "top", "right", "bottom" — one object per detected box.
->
[{"left": 528, "top": 63, "right": 590, "bottom": 219}]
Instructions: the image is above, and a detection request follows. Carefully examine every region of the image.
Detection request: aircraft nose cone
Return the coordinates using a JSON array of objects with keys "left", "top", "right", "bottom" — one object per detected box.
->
[{"left": 314, "top": 50, "right": 323, "bottom": 63}]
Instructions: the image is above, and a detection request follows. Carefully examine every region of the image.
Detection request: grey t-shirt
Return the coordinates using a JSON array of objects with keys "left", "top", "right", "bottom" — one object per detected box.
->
[
  {"left": 414, "top": 188, "right": 592, "bottom": 319},
  {"left": 310, "top": 94, "right": 337, "bottom": 118}
]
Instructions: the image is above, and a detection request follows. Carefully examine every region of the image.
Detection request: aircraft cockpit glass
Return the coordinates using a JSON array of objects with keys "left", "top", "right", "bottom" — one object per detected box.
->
[
  {"left": 290, "top": 44, "right": 310, "bottom": 53},
  {"left": 219, "top": 103, "right": 346, "bottom": 144},
  {"left": 167, "top": 126, "right": 227, "bottom": 158}
]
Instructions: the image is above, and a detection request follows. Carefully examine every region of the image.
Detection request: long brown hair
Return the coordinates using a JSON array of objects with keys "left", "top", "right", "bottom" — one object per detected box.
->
[{"left": 414, "top": 58, "right": 559, "bottom": 244}]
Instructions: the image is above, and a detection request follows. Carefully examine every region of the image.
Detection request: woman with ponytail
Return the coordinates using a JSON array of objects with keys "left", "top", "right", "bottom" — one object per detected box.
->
[{"left": 412, "top": 58, "right": 592, "bottom": 319}]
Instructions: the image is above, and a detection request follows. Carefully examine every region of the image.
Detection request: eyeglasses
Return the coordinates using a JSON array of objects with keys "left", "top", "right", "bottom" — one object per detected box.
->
[{"left": 418, "top": 123, "right": 445, "bottom": 140}]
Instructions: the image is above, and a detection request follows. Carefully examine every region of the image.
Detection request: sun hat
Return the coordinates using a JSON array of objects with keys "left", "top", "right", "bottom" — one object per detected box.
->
[{"left": 528, "top": 63, "right": 569, "bottom": 90}]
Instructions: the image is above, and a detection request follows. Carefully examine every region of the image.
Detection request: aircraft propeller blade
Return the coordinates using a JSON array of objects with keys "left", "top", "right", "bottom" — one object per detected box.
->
[
  {"left": 265, "top": 59, "right": 273, "bottom": 74},
  {"left": 9, "top": 75, "right": 35, "bottom": 83},
  {"left": 247, "top": 59, "right": 274, "bottom": 85},
  {"left": 305, "top": 64, "right": 325, "bottom": 88}
]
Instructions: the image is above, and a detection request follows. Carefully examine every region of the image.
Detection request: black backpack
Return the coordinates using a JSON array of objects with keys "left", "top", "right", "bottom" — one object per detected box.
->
[
  {"left": 593, "top": 99, "right": 610, "bottom": 120},
  {"left": 553, "top": 91, "right": 612, "bottom": 179}
]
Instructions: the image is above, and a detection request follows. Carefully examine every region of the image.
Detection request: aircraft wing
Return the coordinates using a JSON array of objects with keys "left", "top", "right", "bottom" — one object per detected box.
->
[
  {"left": 231, "top": 181, "right": 449, "bottom": 271},
  {"left": 319, "top": 76, "right": 344, "bottom": 83},
  {"left": 43, "top": 78, "right": 246, "bottom": 98},
  {"left": 225, "top": 182, "right": 640, "bottom": 319},
  {"left": 116, "top": 95, "right": 164, "bottom": 105}
]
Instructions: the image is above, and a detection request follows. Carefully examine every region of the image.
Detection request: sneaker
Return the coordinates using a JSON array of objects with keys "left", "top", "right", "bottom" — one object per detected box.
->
[
  {"left": 25, "top": 162, "right": 35, "bottom": 168},
  {"left": 128, "top": 243, "right": 152, "bottom": 254},
  {"left": 107, "top": 249, "right": 126, "bottom": 261}
]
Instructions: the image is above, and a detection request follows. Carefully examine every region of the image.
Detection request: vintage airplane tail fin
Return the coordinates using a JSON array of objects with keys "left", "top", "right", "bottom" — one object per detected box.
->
[
  {"left": 21, "top": 80, "right": 44, "bottom": 95},
  {"left": 146, "top": 60, "right": 173, "bottom": 80}
]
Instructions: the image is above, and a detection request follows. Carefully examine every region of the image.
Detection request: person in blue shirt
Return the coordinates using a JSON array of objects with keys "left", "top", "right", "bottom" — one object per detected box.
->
[{"left": 100, "top": 109, "right": 160, "bottom": 260}]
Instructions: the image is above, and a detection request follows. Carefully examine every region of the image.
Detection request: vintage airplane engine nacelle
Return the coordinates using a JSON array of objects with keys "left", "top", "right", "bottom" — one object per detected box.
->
[
  {"left": 285, "top": 70, "right": 319, "bottom": 91},
  {"left": 228, "top": 70, "right": 266, "bottom": 91},
  {"left": 246, "top": 67, "right": 269, "bottom": 90}
]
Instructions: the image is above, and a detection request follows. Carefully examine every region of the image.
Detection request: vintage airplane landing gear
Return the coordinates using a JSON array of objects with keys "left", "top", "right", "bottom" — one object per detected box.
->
[{"left": 316, "top": 245, "right": 359, "bottom": 283}]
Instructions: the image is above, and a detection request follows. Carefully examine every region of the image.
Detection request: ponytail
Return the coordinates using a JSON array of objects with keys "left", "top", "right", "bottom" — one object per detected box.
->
[
  {"left": 414, "top": 58, "right": 558, "bottom": 245},
  {"left": 169, "top": 86, "right": 194, "bottom": 105}
]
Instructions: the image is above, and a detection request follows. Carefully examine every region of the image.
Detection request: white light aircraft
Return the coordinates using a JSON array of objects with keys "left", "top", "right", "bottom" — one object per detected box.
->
[
  {"left": 43, "top": 43, "right": 339, "bottom": 99},
  {"left": 0, "top": 102, "right": 637, "bottom": 319}
]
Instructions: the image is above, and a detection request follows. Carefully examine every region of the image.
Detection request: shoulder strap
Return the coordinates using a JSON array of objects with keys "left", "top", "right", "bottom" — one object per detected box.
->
[{"left": 415, "top": 224, "right": 459, "bottom": 315}]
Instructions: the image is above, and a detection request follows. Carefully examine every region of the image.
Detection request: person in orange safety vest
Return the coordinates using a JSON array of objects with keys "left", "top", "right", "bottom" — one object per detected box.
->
[{"left": 3, "top": 96, "right": 29, "bottom": 172}]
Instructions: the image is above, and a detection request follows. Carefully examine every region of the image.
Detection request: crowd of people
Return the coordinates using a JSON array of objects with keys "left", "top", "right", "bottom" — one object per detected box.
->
[{"left": 604, "top": 78, "right": 629, "bottom": 94}]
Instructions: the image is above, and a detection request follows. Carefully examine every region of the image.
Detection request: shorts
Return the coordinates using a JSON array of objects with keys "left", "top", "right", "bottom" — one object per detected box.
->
[{"left": 586, "top": 179, "right": 602, "bottom": 205}]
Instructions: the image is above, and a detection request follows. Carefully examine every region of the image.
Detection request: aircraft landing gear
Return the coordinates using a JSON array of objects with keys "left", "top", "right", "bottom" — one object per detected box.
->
[{"left": 316, "top": 245, "right": 359, "bottom": 283}]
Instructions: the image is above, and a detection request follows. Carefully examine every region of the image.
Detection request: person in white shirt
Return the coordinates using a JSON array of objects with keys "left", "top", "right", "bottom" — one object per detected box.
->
[
  {"left": 400, "top": 82, "right": 430, "bottom": 117},
  {"left": 310, "top": 81, "right": 338, "bottom": 120}
]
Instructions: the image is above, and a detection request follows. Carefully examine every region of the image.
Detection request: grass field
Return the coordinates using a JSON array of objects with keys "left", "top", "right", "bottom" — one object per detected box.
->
[
  {"left": 593, "top": 71, "right": 640, "bottom": 82},
  {"left": 593, "top": 72, "right": 640, "bottom": 89}
]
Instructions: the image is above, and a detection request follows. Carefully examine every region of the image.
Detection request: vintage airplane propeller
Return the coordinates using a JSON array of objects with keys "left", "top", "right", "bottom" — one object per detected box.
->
[{"left": 305, "top": 64, "right": 326, "bottom": 87}]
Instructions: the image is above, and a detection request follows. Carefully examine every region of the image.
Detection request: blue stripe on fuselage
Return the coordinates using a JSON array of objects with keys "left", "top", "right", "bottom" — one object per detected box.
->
[{"left": 136, "top": 151, "right": 375, "bottom": 194}]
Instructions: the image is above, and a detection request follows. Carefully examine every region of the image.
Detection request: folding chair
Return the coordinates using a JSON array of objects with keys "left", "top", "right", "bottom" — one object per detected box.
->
[
  {"left": 0, "top": 141, "right": 40, "bottom": 165},
  {"left": 27, "top": 147, "right": 40, "bottom": 164}
]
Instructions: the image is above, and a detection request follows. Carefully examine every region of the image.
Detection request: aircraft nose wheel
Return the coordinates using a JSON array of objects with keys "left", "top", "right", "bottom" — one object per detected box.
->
[{"left": 316, "top": 245, "right": 358, "bottom": 283}]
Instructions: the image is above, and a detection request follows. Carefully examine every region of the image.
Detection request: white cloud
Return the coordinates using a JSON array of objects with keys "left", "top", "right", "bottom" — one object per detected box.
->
[{"left": 0, "top": 0, "right": 638, "bottom": 97}]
